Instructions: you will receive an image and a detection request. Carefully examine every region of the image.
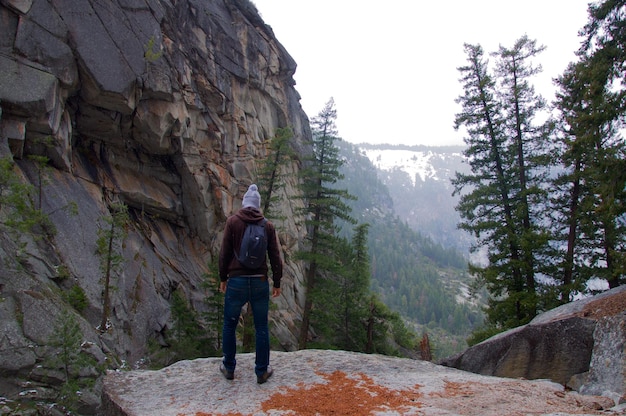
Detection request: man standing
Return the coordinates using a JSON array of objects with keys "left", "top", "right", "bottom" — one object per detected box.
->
[{"left": 218, "top": 184, "right": 283, "bottom": 383}]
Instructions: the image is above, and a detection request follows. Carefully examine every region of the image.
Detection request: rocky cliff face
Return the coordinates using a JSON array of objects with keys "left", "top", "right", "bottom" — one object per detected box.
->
[{"left": 0, "top": 0, "right": 309, "bottom": 411}]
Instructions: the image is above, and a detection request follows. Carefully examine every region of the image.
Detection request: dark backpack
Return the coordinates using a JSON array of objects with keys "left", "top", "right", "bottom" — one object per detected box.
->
[{"left": 236, "top": 219, "right": 268, "bottom": 269}]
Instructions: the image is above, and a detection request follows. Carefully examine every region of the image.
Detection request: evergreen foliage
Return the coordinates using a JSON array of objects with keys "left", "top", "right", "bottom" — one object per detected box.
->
[
  {"left": 47, "top": 309, "right": 98, "bottom": 413},
  {"left": 453, "top": 37, "right": 555, "bottom": 333},
  {"left": 96, "top": 202, "right": 129, "bottom": 332},
  {"left": 27, "top": 154, "right": 50, "bottom": 211},
  {"left": 454, "top": 3, "right": 626, "bottom": 342},
  {"left": 548, "top": 59, "right": 613, "bottom": 302},
  {"left": 308, "top": 226, "right": 371, "bottom": 351},
  {"left": 64, "top": 284, "right": 89, "bottom": 313},
  {"left": 27, "top": 152, "right": 79, "bottom": 223},
  {"left": 201, "top": 258, "right": 223, "bottom": 354},
  {"left": 257, "top": 126, "right": 295, "bottom": 220},
  {"left": 307, "top": 228, "right": 419, "bottom": 356},
  {"left": 144, "top": 35, "right": 163, "bottom": 62},
  {"left": 294, "top": 99, "right": 419, "bottom": 355},
  {"left": 335, "top": 140, "right": 483, "bottom": 357},
  {"left": 297, "top": 98, "right": 356, "bottom": 349},
  {"left": 169, "top": 289, "right": 204, "bottom": 360},
  {"left": 150, "top": 284, "right": 221, "bottom": 368},
  {"left": 364, "top": 295, "right": 418, "bottom": 356},
  {"left": 368, "top": 216, "right": 482, "bottom": 336},
  {"left": 342, "top": 223, "right": 372, "bottom": 350},
  {"left": 240, "top": 126, "right": 295, "bottom": 351},
  {"left": 0, "top": 156, "right": 54, "bottom": 237},
  {"left": 572, "top": 0, "right": 626, "bottom": 289}
]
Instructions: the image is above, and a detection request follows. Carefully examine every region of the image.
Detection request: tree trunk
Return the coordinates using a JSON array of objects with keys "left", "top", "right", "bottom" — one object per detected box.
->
[
  {"left": 365, "top": 300, "right": 375, "bottom": 354},
  {"left": 563, "top": 159, "right": 582, "bottom": 299},
  {"left": 100, "top": 221, "right": 115, "bottom": 332},
  {"left": 298, "top": 261, "right": 317, "bottom": 350}
]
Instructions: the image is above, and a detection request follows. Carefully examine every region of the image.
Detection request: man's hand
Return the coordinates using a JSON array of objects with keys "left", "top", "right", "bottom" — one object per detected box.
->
[
  {"left": 220, "top": 281, "right": 227, "bottom": 293},
  {"left": 272, "top": 287, "right": 281, "bottom": 298}
]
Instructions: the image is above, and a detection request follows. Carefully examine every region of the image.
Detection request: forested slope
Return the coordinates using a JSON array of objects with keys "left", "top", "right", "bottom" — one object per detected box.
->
[{"left": 336, "top": 141, "right": 484, "bottom": 357}]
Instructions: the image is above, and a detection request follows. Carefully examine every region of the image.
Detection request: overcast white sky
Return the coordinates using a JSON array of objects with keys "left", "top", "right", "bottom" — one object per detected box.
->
[{"left": 252, "top": 0, "right": 593, "bottom": 147}]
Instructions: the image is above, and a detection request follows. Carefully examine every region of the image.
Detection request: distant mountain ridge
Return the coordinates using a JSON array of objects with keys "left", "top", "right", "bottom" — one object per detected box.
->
[
  {"left": 357, "top": 143, "right": 465, "bottom": 183},
  {"left": 351, "top": 142, "right": 472, "bottom": 254}
]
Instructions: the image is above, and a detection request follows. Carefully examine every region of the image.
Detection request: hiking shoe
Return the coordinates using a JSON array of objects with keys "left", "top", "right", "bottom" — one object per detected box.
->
[
  {"left": 257, "top": 367, "right": 273, "bottom": 384},
  {"left": 220, "top": 363, "right": 234, "bottom": 380}
]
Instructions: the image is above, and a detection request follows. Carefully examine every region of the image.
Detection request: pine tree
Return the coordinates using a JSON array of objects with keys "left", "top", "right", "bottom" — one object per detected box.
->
[
  {"left": 493, "top": 35, "right": 554, "bottom": 313},
  {"left": 551, "top": 60, "right": 598, "bottom": 300},
  {"left": 27, "top": 154, "right": 49, "bottom": 211},
  {"left": 453, "top": 37, "right": 553, "bottom": 332},
  {"left": 0, "top": 156, "right": 52, "bottom": 237},
  {"left": 168, "top": 289, "right": 202, "bottom": 362},
  {"left": 0, "top": 157, "right": 32, "bottom": 224},
  {"left": 201, "top": 258, "right": 223, "bottom": 354},
  {"left": 553, "top": 59, "right": 626, "bottom": 291},
  {"left": 48, "top": 309, "right": 84, "bottom": 385},
  {"left": 575, "top": 0, "right": 626, "bottom": 288},
  {"left": 257, "top": 126, "right": 295, "bottom": 219},
  {"left": 341, "top": 223, "right": 371, "bottom": 351},
  {"left": 307, "top": 237, "right": 347, "bottom": 348},
  {"left": 297, "top": 98, "right": 355, "bottom": 349},
  {"left": 96, "top": 202, "right": 129, "bottom": 332},
  {"left": 240, "top": 126, "right": 294, "bottom": 351},
  {"left": 453, "top": 43, "right": 525, "bottom": 330},
  {"left": 306, "top": 225, "right": 370, "bottom": 351},
  {"left": 47, "top": 309, "right": 97, "bottom": 413}
]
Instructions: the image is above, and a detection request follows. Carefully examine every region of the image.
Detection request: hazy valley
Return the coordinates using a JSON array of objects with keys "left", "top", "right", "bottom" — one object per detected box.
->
[{"left": 337, "top": 141, "right": 484, "bottom": 357}]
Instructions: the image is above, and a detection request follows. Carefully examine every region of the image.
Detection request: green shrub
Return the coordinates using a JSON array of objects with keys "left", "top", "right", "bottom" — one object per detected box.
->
[{"left": 65, "top": 284, "right": 88, "bottom": 312}]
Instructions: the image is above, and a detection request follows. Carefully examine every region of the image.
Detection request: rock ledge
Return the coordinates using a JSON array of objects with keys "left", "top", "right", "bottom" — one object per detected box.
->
[{"left": 102, "top": 349, "right": 620, "bottom": 416}]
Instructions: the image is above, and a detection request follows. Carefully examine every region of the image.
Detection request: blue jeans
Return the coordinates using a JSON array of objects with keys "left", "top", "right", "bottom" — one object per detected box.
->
[{"left": 222, "top": 276, "right": 270, "bottom": 377}]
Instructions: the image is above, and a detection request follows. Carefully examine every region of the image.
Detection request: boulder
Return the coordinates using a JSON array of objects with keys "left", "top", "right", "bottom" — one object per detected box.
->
[{"left": 440, "top": 285, "right": 626, "bottom": 402}]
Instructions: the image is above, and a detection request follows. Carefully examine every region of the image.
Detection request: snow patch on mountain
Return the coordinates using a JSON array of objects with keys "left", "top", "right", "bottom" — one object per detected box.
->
[
  {"left": 360, "top": 148, "right": 438, "bottom": 185},
  {"left": 352, "top": 144, "right": 474, "bottom": 255}
]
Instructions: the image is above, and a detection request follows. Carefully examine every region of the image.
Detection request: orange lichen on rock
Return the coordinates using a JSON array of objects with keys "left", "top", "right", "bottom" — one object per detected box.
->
[
  {"left": 429, "top": 380, "right": 474, "bottom": 398},
  {"left": 190, "top": 413, "right": 244, "bottom": 416},
  {"left": 426, "top": 380, "right": 611, "bottom": 416},
  {"left": 580, "top": 289, "right": 626, "bottom": 319},
  {"left": 260, "top": 370, "right": 423, "bottom": 415}
]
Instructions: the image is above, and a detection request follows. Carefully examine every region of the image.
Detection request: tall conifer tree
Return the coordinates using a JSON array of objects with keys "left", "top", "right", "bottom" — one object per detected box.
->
[
  {"left": 453, "top": 37, "right": 553, "bottom": 331},
  {"left": 550, "top": 61, "right": 593, "bottom": 301},
  {"left": 548, "top": 0, "right": 626, "bottom": 296},
  {"left": 297, "top": 98, "right": 355, "bottom": 349},
  {"left": 494, "top": 35, "right": 554, "bottom": 313},
  {"left": 453, "top": 43, "right": 525, "bottom": 330},
  {"left": 577, "top": 0, "right": 626, "bottom": 288}
]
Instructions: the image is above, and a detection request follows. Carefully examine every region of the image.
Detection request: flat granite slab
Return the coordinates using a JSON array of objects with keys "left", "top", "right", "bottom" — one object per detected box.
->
[{"left": 101, "top": 349, "right": 617, "bottom": 416}]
